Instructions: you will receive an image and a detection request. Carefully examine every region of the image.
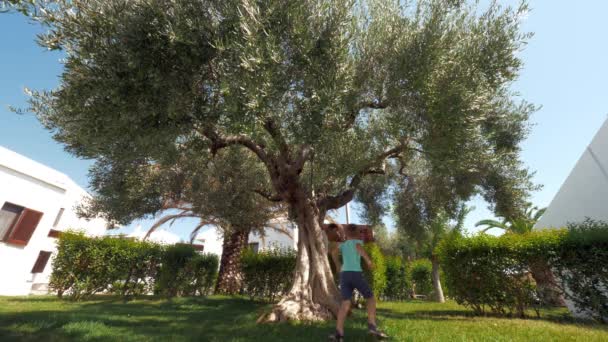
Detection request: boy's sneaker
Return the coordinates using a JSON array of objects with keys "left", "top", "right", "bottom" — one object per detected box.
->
[
  {"left": 368, "top": 323, "right": 389, "bottom": 339},
  {"left": 328, "top": 330, "right": 344, "bottom": 341}
]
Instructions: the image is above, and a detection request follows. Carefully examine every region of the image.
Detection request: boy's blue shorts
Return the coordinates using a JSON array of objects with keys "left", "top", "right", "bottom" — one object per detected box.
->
[{"left": 339, "top": 271, "right": 373, "bottom": 300}]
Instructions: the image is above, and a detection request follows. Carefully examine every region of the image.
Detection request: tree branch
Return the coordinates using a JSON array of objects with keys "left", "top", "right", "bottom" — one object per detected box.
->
[
  {"left": 144, "top": 212, "right": 202, "bottom": 240},
  {"left": 318, "top": 144, "right": 405, "bottom": 211},
  {"left": 253, "top": 189, "right": 284, "bottom": 202},
  {"left": 292, "top": 144, "right": 313, "bottom": 174},
  {"left": 202, "top": 126, "right": 271, "bottom": 166},
  {"left": 263, "top": 118, "right": 291, "bottom": 161},
  {"left": 337, "top": 99, "right": 390, "bottom": 130}
]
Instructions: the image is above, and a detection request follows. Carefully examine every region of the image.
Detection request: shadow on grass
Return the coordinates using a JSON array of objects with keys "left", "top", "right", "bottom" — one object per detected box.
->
[{"left": 0, "top": 296, "right": 376, "bottom": 342}]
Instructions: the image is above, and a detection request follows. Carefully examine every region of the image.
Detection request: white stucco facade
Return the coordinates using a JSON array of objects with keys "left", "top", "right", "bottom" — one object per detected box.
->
[
  {"left": 195, "top": 216, "right": 298, "bottom": 259},
  {"left": 536, "top": 118, "right": 608, "bottom": 229},
  {"left": 0, "top": 146, "right": 107, "bottom": 296}
]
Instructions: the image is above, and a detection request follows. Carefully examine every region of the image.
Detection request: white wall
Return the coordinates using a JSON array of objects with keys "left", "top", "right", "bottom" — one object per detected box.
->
[
  {"left": 195, "top": 219, "right": 297, "bottom": 260},
  {"left": 536, "top": 118, "right": 608, "bottom": 228},
  {"left": 0, "top": 146, "right": 107, "bottom": 295}
]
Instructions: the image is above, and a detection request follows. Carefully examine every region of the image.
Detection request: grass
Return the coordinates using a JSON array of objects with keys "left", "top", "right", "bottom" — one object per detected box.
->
[{"left": 0, "top": 296, "right": 607, "bottom": 341}]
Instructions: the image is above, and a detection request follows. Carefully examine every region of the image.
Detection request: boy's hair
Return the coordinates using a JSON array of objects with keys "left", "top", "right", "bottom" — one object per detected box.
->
[{"left": 345, "top": 224, "right": 360, "bottom": 239}]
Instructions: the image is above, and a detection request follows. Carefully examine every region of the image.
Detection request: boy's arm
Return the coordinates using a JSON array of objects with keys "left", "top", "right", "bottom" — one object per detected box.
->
[
  {"left": 330, "top": 242, "right": 342, "bottom": 272},
  {"left": 356, "top": 244, "right": 374, "bottom": 269}
]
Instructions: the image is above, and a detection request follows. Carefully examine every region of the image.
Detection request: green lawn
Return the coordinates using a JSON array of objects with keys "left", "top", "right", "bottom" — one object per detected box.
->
[{"left": 0, "top": 296, "right": 606, "bottom": 341}]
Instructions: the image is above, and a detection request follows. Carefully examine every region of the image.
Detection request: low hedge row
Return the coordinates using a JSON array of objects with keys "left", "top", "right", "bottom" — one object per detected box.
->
[
  {"left": 50, "top": 232, "right": 218, "bottom": 300},
  {"left": 438, "top": 219, "right": 608, "bottom": 321},
  {"left": 240, "top": 247, "right": 296, "bottom": 302}
]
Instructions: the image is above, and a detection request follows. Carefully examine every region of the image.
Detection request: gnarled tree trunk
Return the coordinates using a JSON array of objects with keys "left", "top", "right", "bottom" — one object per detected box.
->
[
  {"left": 431, "top": 255, "right": 445, "bottom": 303},
  {"left": 262, "top": 193, "right": 341, "bottom": 322},
  {"left": 215, "top": 229, "right": 250, "bottom": 295},
  {"left": 529, "top": 258, "right": 565, "bottom": 307}
]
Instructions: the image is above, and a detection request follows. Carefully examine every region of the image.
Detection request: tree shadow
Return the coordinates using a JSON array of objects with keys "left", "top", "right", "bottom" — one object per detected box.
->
[{"left": 0, "top": 296, "right": 356, "bottom": 342}]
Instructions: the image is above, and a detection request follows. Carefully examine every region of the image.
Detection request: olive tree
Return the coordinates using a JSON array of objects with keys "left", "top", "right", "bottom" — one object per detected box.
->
[{"left": 11, "top": 0, "right": 537, "bottom": 321}]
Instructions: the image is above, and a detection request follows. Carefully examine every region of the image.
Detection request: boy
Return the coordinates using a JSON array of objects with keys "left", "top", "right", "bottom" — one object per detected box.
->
[{"left": 329, "top": 224, "right": 388, "bottom": 341}]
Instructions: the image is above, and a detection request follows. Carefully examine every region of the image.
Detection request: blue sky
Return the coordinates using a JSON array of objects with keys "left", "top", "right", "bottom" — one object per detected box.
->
[{"left": 1, "top": 1, "right": 607, "bottom": 239}]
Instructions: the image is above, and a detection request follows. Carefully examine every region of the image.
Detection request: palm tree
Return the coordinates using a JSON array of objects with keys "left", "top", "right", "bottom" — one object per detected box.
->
[{"left": 475, "top": 205, "right": 546, "bottom": 234}]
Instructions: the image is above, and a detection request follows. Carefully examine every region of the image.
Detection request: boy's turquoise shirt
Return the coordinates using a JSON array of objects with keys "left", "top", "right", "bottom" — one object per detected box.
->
[{"left": 339, "top": 239, "right": 363, "bottom": 272}]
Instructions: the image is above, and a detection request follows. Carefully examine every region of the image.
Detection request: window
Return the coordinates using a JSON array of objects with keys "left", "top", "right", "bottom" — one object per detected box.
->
[
  {"left": 48, "top": 229, "right": 62, "bottom": 238},
  {"left": 31, "top": 251, "right": 52, "bottom": 273},
  {"left": 0, "top": 202, "right": 44, "bottom": 246},
  {"left": 52, "top": 208, "right": 64, "bottom": 228},
  {"left": 0, "top": 202, "right": 23, "bottom": 239},
  {"left": 248, "top": 242, "right": 259, "bottom": 254}
]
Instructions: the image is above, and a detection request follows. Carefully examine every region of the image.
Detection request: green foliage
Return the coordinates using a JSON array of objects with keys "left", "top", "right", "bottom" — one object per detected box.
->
[
  {"left": 362, "top": 242, "right": 387, "bottom": 298},
  {"left": 17, "top": 0, "right": 537, "bottom": 246},
  {"left": 50, "top": 232, "right": 217, "bottom": 300},
  {"left": 476, "top": 204, "right": 547, "bottom": 234},
  {"left": 3, "top": 296, "right": 608, "bottom": 341},
  {"left": 410, "top": 259, "right": 433, "bottom": 297},
  {"left": 438, "top": 222, "right": 608, "bottom": 320},
  {"left": 552, "top": 220, "right": 608, "bottom": 322},
  {"left": 438, "top": 233, "right": 538, "bottom": 317},
  {"left": 383, "top": 256, "right": 410, "bottom": 301},
  {"left": 156, "top": 244, "right": 219, "bottom": 297},
  {"left": 240, "top": 247, "right": 296, "bottom": 302},
  {"left": 50, "top": 232, "right": 163, "bottom": 299}
]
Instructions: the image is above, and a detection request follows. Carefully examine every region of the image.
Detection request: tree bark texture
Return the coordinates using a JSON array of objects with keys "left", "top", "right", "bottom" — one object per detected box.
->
[
  {"left": 215, "top": 229, "right": 250, "bottom": 295},
  {"left": 262, "top": 194, "right": 341, "bottom": 322},
  {"left": 529, "top": 258, "right": 566, "bottom": 307},
  {"left": 431, "top": 255, "right": 445, "bottom": 303}
]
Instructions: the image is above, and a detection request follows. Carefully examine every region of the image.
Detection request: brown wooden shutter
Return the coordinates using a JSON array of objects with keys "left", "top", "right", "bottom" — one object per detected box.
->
[
  {"left": 31, "top": 251, "right": 52, "bottom": 273},
  {"left": 48, "top": 229, "right": 62, "bottom": 238},
  {"left": 6, "top": 208, "right": 44, "bottom": 246}
]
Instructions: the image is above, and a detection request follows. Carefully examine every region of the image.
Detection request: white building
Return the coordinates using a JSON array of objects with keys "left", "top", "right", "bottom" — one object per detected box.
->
[
  {"left": 126, "top": 225, "right": 182, "bottom": 245},
  {"left": 195, "top": 216, "right": 298, "bottom": 258},
  {"left": 0, "top": 146, "right": 107, "bottom": 296},
  {"left": 536, "top": 117, "right": 608, "bottom": 228},
  {"left": 534, "top": 117, "right": 608, "bottom": 319}
]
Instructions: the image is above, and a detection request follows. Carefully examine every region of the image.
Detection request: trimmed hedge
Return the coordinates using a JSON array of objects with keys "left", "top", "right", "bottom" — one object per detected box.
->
[
  {"left": 438, "top": 220, "right": 608, "bottom": 321},
  {"left": 240, "top": 247, "right": 296, "bottom": 302},
  {"left": 363, "top": 242, "right": 387, "bottom": 298},
  {"left": 156, "top": 244, "right": 218, "bottom": 297},
  {"left": 383, "top": 255, "right": 410, "bottom": 301},
  {"left": 410, "top": 259, "right": 433, "bottom": 297},
  {"left": 50, "top": 232, "right": 218, "bottom": 300}
]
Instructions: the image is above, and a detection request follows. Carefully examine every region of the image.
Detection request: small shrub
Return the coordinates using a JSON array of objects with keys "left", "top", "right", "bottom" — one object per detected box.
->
[
  {"left": 552, "top": 220, "right": 608, "bottom": 322},
  {"left": 240, "top": 247, "right": 296, "bottom": 302},
  {"left": 363, "top": 242, "right": 387, "bottom": 298},
  {"left": 410, "top": 259, "right": 433, "bottom": 297},
  {"left": 383, "top": 256, "right": 410, "bottom": 301}
]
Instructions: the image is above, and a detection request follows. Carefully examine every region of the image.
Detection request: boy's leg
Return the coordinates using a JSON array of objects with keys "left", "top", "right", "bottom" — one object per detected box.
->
[
  {"left": 366, "top": 296, "right": 377, "bottom": 326},
  {"left": 355, "top": 273, "right": 388, "bottom": 338},
  {"left": 331, "top": 272, "right": 353, "bottom": 340},
  {"left": 336, "top": 300, "right": 351, "bottom": 336}
]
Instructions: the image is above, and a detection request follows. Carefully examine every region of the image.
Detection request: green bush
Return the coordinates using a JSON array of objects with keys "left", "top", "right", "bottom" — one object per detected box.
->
[
  {"left": 383, "top": 256, "right": 410, "bottom": 301},
  {"left": 50, "top": 232, "right": 217, "bottom": 300},
  {"left": 363, "top": 242, "right": 387, "bottom": 299},
  {"left": 438, "top": 234, "right": 538, "bottom": 317},
  {"left": 156, "top": 244, "right": 219, "bottom": 297},
  {"left": 50, "top": 232, "right": 159, "bottom": 299},
  {"left": 552, "top": 220, "right": 608, "bottom": 322},
  {"left": 410, "top": 259, "right": 433, "bottom": 297},
  {"left": 437, "top": 223, "right": 608, "bottom": 320},
  {"left": 240, "top": 247, "right": 296, "bottom": 302}
]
